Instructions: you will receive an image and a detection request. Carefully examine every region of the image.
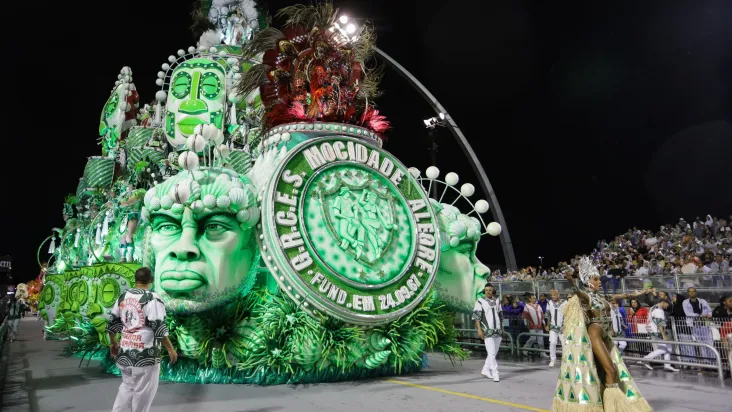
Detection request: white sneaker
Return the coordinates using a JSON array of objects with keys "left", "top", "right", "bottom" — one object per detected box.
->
[
  {"left": 643, "top": 363, "right": 654, "bottom": 370},
  {"left": 549, "top": 360, "right": 555, "bottom": 367},
  {"left": 481, "top": 370, "right": 493, "bottom": 379},
  {"left": 664, "top": 365, "right": 679, "bottom": 372},
  {"left": 492, "top": 371, "right": 500, "bottom": 382}
]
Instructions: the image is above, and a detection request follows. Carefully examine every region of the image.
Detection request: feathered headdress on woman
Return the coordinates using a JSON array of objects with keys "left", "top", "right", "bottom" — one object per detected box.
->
[
  {"left": 577, "top": 256, "right": 600, "bottom": 286},
  {"left": 235, "top": 2, "right": 388, "bottom": 135}
]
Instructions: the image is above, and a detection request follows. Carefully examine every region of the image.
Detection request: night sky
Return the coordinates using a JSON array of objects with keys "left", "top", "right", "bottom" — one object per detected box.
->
[{"left": 2, "top": 0, "right": 731, "bottom": 283}]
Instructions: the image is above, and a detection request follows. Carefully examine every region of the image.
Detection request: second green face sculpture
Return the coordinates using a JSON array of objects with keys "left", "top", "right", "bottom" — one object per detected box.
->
[{"left": 165, "top": 58, "right": 226, "bottom": 149}]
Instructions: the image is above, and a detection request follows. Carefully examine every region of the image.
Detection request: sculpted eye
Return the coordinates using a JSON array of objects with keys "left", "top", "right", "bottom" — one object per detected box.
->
[{"left": 155, "top": 222, "right": 181, "bottom": 235}]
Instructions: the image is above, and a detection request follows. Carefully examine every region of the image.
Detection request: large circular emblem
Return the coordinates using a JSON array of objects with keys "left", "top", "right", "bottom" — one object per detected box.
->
[{"left": 259, "top": 135, "right": 440, "bottom": 325}]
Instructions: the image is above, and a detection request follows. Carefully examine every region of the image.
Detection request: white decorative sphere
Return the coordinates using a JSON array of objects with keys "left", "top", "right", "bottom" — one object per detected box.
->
[
  {"left": 281, "top": 132, "right": 291, "bottom": 142},
  {"left": 213, "top": 129, "right": 225, "bottom": 145},
  {"left": 218, "top": 50, "right": 226, "bottom": 57},
  {"left": 236, "top": 209, "right": 250, "bottom": 223},
  {"left": 177, "top": 49, "right": 185, "bottom": 56},
  {"left": 201, "top": 124, "right": 217, "bottom": 142},
  {"left": 460, "top": 183, "right": 475, "bottom": 197},
  {"left": 155, "top": 79, "right": 164, "bottom": 86},
  {"left": 160, "top": 195, "right": 174, "bottom": 210},
  {"left": 445, "top": 172, "right": 459, "bottom": 186},
  {"left": 203, "top": 194, "right": 217, "bottom": 209},
  {"left": 168, "top": 55, "right": 176, "bottom": 63},
  {"left": 209, "top": 47, "right": 218, "bottom": 53},
  {"left": 178, "top": 151, "right": 199, "bottom": 170},
  {"left": 188, "top": 46, "right": 196, "bottom": 53},
  {"left": 449, "top": 237, "right": 460, "bottom": 247},
  {"left": 150, "top": 197, "right": 161, "bottom": 211},
  {"left": 425, "top": 166, "right": 440, "bottom": 179},
  {"left": 474, "top": 199, "right": 490, "bottom": 214},
  {"left": 198, "top": 45, "right": 207, "bottom": 51},
  {"left": 155, "top": 90, "right": 167, "bottom": 102},
  {"left": 162, "top": 63, "right": 170, "bottom": 71},
  {"left": 191, "top": 200, "right": 204, "bottom": 213},
  {"left": 218, "top": 144, "right": 230, "bottom": 158},
  {"left": 216, "top": 173, "right": 231, "bottom": 183},
  {"left": 157, "top": 71, "right": 165, "bottom": 79},
  {"left": 272, "top": 133, "right": 281, "bottom": 143},
  {"left": 169, "top": 182, "right": 192, "bottom": 204},
  {"left": 408, "top": 167, "right": 421, "bottom": 178},
  {"left": 193, "top": 124, "right": 204, "bottom": 135},
  {"left": 171, "top": 203, "right": 184, "bottom": 214},
  {"left": 245, "top": 206, "right": 260, "bottom": 226},
  {"left": 186, "top": 134, "right": 206, "bottom": 152},
  {"left": 227, "top": 58, "right": 237, "bottom": 66},
  {"left": 233, "top": 73, "right": 242, "bottom": 80},
  {"left": 487, "top": 222, "right": 502, "bottom": 236},
  {"left": 216, "top": 196, "right": 231, "bottom": 209}
]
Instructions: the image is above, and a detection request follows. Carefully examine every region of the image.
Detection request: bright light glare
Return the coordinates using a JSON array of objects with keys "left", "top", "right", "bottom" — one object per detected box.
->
[
  {"left": 423, "top": 118, "right": 435, "bottom": 127},
  {"left": 339, "top": 15, "right": 348, "bottom": 24},
  {"left": 438, "top": 112, "right": 445, "bottom": 120},
  {"left": 346, "top": 23, "right": 357, "bottom": 34}
]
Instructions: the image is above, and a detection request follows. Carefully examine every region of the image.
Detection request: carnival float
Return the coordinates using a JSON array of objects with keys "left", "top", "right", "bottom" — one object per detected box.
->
[{"left": 36, "top": 0, "right": 503, "bottom": 384}]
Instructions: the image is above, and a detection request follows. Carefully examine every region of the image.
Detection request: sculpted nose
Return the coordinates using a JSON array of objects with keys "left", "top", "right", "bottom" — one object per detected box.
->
[{"left": 169, "top": 229, "right": 200, "bottom": 261}]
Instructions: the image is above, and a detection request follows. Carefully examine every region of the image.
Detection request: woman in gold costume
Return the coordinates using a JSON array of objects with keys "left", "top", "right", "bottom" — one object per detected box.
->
[{"left": 552, "top": 257, "right": 652, "bottom": 412}]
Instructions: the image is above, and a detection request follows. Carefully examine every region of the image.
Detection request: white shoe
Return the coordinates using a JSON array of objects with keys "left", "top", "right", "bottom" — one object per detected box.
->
[
  {"left": 664, "top": 365, "right": 679, "bottom": 372},
  {"left": 492, "top": 371, "right": 500, "bottom": 382},
  {"left": 481, "top": 370, "right": 493, "bottom": 379},
  {"left": 643, "top": 363, "right": 654, "bottom": 370},
  {"left": 549, "top": 360, "right": 555, "bottom": 367}
]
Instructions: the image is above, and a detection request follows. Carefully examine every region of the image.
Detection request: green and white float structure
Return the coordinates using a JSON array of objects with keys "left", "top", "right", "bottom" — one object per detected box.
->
[{"left": 36, "top": 1, "right": 504, "bottom": 384}]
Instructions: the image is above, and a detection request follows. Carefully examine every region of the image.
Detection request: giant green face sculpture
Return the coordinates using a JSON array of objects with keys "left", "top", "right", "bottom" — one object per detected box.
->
[
  {"left": 433, "top": 202, "right": 490, "bottom": 312},
  {"left": 165, "top": 58, "right": 226, "bottom": 149},
  {"left": 143, "top": 169, "right": 260, "bottom": 313}
]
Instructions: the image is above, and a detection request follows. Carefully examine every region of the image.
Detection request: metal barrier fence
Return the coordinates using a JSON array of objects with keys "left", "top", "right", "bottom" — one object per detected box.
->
[{"left": 455, "top": 314, "right": 732, "bottom": 387}]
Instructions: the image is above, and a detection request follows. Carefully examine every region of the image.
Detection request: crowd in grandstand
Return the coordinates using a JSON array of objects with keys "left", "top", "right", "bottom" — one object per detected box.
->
[{"left": 493, "top": 214, "right": 732, "bottom": 282}]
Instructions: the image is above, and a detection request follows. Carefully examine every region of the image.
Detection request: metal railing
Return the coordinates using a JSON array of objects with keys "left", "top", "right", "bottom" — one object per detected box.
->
[
  {"left": 614, "top": 337, "right": 726, "bottom": 387},
  {"left": 491, "top": 272, "right": 732, "bottom": 303},
  {"left": 456, "top": 328, "right": 515, "bottom": 354},
  {"left": 456, "top": 328, "right": 729, "bottom": 387}
]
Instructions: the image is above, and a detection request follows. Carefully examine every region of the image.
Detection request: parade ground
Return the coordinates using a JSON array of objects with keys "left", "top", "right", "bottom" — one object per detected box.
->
[{"left": 2, "top": 318, "right": 730, "bottom": 412}]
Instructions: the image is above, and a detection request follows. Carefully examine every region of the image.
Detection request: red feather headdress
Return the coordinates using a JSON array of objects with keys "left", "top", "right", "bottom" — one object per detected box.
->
[{"left": 237, "top": 2, "right": 388, "bottom": 136}]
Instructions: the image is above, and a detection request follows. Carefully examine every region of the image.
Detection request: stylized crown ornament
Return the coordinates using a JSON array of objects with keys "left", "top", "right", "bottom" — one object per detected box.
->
[
  {"left": 578, "top": 256, "right": 600, "bottom": 286},
  {"left": 409, "top": 167, "right": 502, "bottom": 245}
]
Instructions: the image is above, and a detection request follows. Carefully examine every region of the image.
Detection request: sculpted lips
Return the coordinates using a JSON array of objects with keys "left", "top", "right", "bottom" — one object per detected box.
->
[{"left": 160, "top": 270, "right": 206, "bottom": 292}]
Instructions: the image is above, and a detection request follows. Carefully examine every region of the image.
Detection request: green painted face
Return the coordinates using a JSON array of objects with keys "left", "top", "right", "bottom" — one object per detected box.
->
[
  {"left": 143, "top": 170, "right": 260, "bottom": 314},
  {"left": 433, "top": 203, "right": 490, "bottom": 312},
  {"left": 165, "top": 58, "right": 226, "bottom": 149}
]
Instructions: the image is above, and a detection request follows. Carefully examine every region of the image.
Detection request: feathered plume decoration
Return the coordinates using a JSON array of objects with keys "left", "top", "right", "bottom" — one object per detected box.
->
[
  {"left": 236, "top": 1, "right": 386, "bottom": 135},
  {"left": 578, "top": 256, "right": 599, "bottom": 286},
  {"left": 199, "top": 29, "right": 223, "bottom": 48},
  {"left": 240, "top": 0, "right": 258, "bottom": 21}
]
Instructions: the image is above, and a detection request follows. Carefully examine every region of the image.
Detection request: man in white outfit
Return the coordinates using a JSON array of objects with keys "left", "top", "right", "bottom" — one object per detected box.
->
[
  {"left": 642, "top": 299, "right": 679, "bottom": 372},
  {"left": 545, "top": 290, "right": 564, "bottom": 367},
  {"left": 108, "top": 267, "right": 178, "bottom": 412},
  {"left": 473, "top": 283, "right": 503, "bottom": 382}
]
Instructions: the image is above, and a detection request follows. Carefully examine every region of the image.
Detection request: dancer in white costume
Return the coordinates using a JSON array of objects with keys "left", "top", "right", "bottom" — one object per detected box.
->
[
  {"left": 473, "top": 283, "right": 503, "bottom": 382},
  {"left": 546, "top": 290, "right": 565, "bottom": 367}
]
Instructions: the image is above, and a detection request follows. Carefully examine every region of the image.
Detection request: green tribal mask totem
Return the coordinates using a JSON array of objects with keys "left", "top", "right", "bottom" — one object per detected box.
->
[
  {"left": 142, "top": 168, "right": 260, "bottom": 314},
  {"left": 165, "top": 58, "right": 226, "bottom": 149}
]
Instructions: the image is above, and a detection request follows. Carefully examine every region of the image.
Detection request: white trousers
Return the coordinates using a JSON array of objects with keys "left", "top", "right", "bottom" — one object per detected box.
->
[
  {"left": 482, "top": 336, "right": 502, "bottom": 374},
  {"left": 616, "top": 339, "right": 627, "bottom": 353},
  {"left": 523, "top": 329, "right": 545, "bottom": 352},
  {"left": 8, "top": 319, "right": 19, "bottom": 340},
  {"left": 112, "top": 363, "right": 161, "bottom": 412},
  {"left": 644, "top": 342, "right": 672, "bottom": 368},
  {"left": 549, "top": 330, "right": 563, "bottom": 361}
]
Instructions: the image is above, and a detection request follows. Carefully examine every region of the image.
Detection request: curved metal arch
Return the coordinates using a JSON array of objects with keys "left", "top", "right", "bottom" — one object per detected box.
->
[{"left": 374, "top": 47, "right": 517, "bottom": 270}]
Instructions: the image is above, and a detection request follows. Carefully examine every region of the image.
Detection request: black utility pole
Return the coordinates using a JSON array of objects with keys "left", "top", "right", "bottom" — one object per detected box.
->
[{"left": 427, "top": 128, "right": 439, "bottom": 199}]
